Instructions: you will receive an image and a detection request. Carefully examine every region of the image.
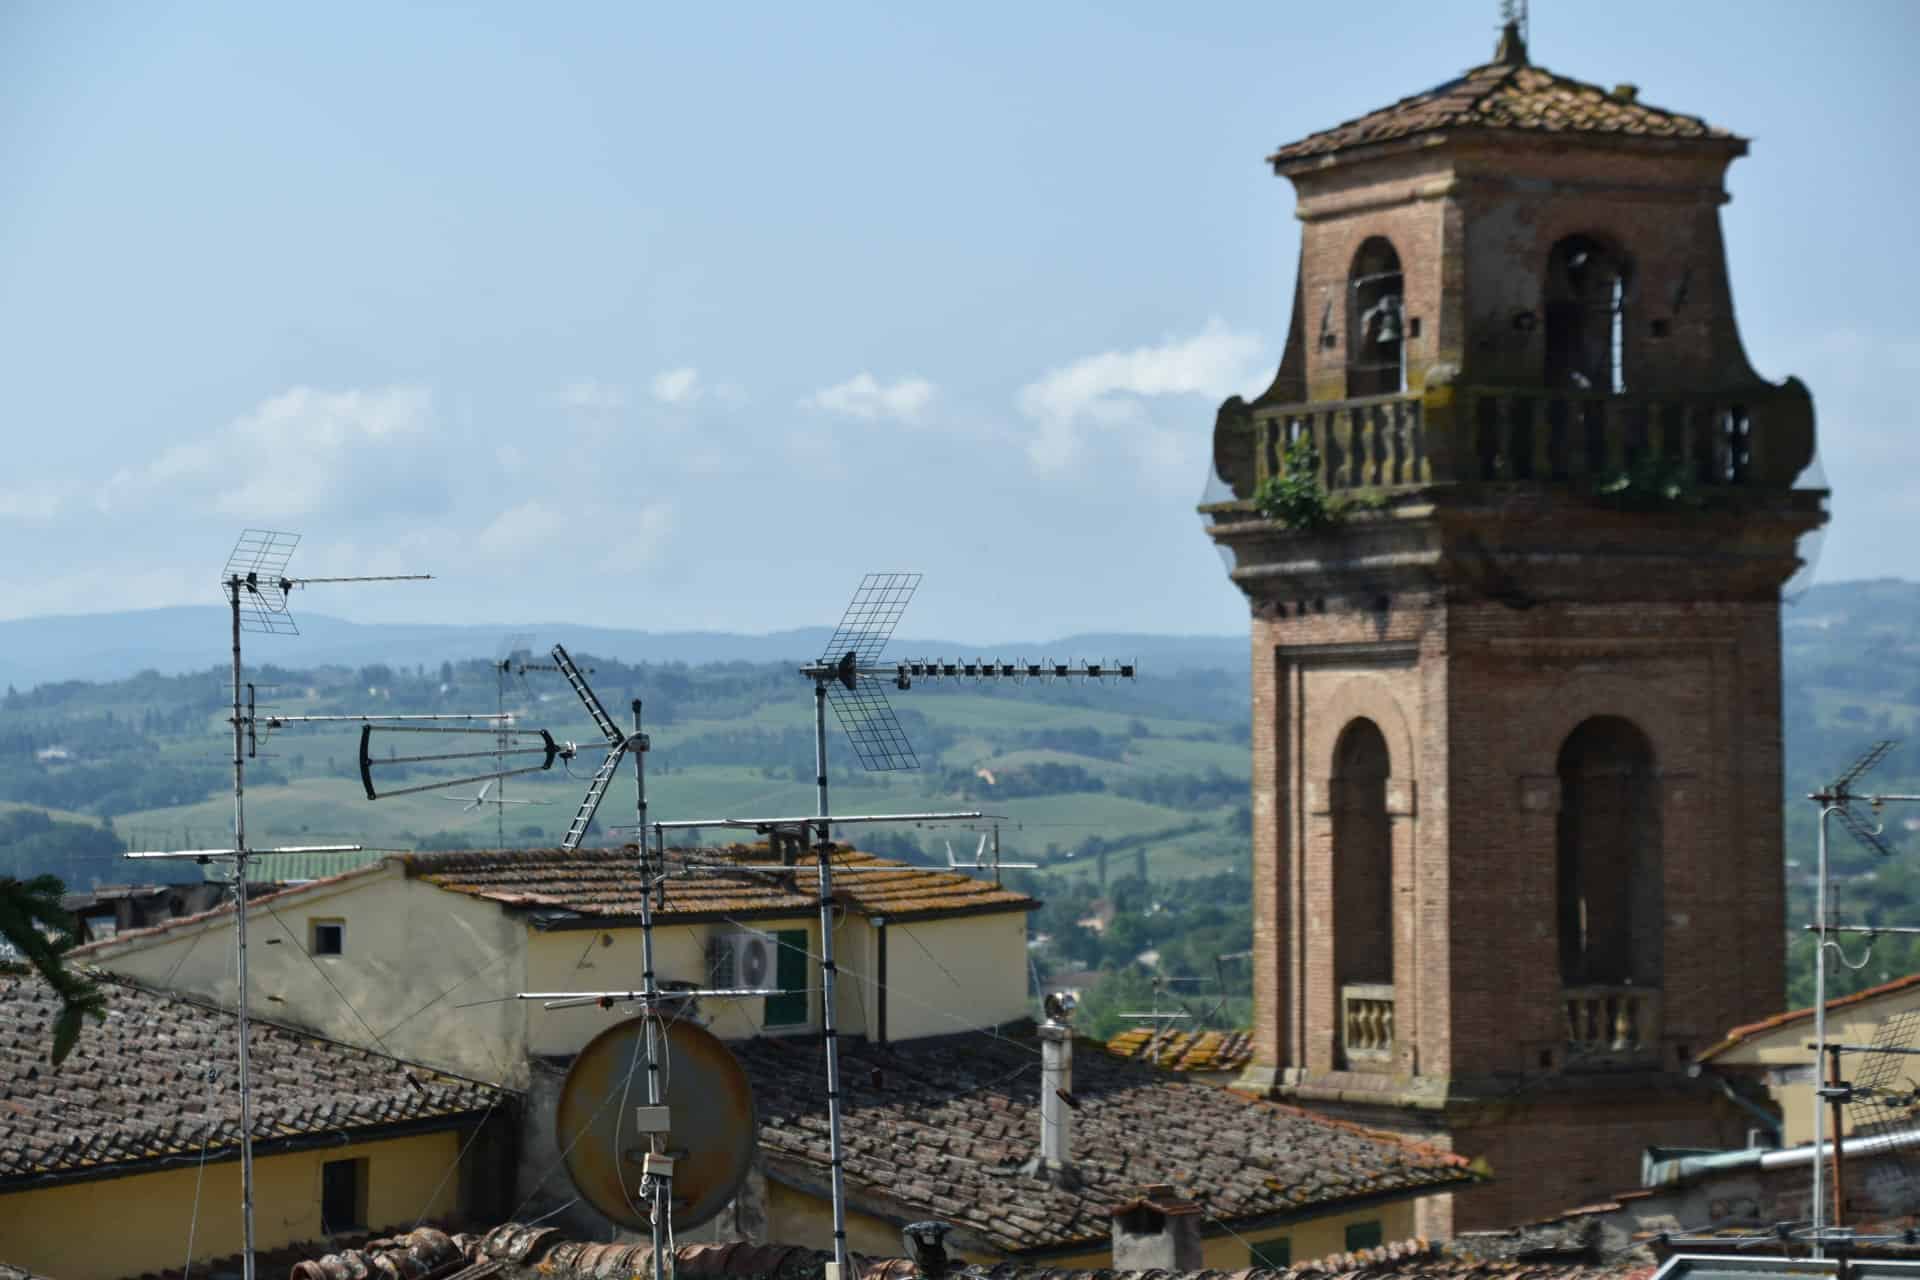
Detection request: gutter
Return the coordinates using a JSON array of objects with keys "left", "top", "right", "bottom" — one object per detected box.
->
[
  {"left": 1643, "top": 1125, "right": 1920, "bottom": 1187},
  {"left": 0, "top": 1107, "right": 509, "bottom": 1196}
]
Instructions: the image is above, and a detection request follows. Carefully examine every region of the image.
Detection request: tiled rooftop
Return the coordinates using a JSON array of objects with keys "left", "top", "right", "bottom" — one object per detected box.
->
[
  {"left": 291, "top": 1225, "right": 1651, "bottom": 1280},
  {"left": 1104, "top": 1027, "right": 1255, "bottom": 1075},
  {"left": 404, "top": 844, "right": 1038, "bottom": 925},
  {"left": 1269, "top": 29, "right": 1733, "bottom": 166},
  {"left": 1695, "top": 970, "right": 1920, "bottom": 1061},
  {"left": 735, "top": 1028, "right": 1477, "bottom": 1256},
  {"left": 0, "top": 973, "right": 511, "bottom": 1187}
]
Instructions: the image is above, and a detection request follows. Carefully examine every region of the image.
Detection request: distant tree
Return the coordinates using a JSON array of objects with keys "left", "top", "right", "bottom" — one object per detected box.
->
[{"left": 0, "top": 876, "right": 105, "bottom": 1066}]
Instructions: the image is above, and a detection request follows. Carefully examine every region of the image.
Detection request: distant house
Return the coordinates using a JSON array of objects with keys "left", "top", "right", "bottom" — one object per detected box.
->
[
  {"left": 1104, "top": 1026, "right": 1255, "bottom": 1084},
  {"left": 0, "top": 973, "right": 515, "bottom": 1280},
  {"left": 60, "top": 881, "right": 237, "bottom": 945},
  {"left": 1693, "top": 971, "right": 1920, "bottom": 1147},
  {"left": 77, "top": 845, "right": 1038, "bottom": 1086}
]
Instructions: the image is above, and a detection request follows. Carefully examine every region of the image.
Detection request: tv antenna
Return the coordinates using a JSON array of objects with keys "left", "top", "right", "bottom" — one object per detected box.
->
[
  {"left": 944, "top": 826, "right": 1037, "bottom": 883},
  {"left": 120, "top": 529, "right": 429, "bottom": 1280},
  {"left": 508, "top": 649, "right": 786, "bottom": 1280},
  {"left": 1803, "top": 740, "right": 1920, "bottom": 1256},
  {"left": 652, "top": 571, "right": 1133, "bottom": 1279}
]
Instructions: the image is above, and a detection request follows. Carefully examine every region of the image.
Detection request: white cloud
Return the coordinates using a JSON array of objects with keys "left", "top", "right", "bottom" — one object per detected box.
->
[
  {"left": 557, "top": 379, "right": 628, "bottom": 412},
  {"left": 98, "top": 385, "right": 437, "bottom": 518},
  {"left": 1016, "top": 320, "right": 1266, "bottom": 471},
  {"left": 650, "top": 367, "right": 701, "bottom": 406},
  {"left": 805, "top": 372, "right": 935, "bottom": 424}
]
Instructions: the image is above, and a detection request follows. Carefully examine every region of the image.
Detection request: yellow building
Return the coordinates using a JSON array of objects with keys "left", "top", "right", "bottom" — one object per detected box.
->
[
  {"left": 0, "top": 973, "right": 514, "bottom": 1280},
  {"left": 1694, "top": 972, "right": 1920, "bottom": 1147},
  {"left": 76, "top": 844, "right": 1038, "bottom": 1088}
]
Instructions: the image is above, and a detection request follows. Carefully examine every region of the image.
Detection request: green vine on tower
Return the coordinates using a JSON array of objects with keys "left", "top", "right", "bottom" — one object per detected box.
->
[{"left": 1252, "top": 439, "right": 1384, "bottom": 530}]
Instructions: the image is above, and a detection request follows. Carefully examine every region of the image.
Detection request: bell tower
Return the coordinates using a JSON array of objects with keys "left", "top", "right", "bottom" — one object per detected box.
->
[{"left": 1204, "top": 24, "right": 1825, "bottom": 1232}]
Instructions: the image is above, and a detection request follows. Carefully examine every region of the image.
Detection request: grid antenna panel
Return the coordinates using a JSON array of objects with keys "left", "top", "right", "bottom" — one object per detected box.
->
[
  {"left": 222, "top": 529, "right": 302, "bottom": 635},
  {"left": 1845, "top": 1005, "right": 1920, "bottom": 1204},
  {"left": 820, "top": 572, "right": 921, "bottom": 665},
  {"left": 1835, "top": 802, "right": 1895, "bottom": 859},
  {"left": 1834, "top": 740, "right": 1898, "bottom": 794},
  {"left": 827, "top": 682, "right": 918, "bottom": 772}
]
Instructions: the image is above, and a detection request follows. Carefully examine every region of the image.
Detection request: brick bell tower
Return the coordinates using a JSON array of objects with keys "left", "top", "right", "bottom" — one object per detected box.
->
[{"left": 1203, "top": 24, "right": 1825, "bottom": 1233}]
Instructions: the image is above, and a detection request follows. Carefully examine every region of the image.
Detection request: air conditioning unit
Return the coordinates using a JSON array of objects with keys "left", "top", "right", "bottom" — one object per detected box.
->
[{"left": 709, "top": 930, "right": 775, "bottom": 990}]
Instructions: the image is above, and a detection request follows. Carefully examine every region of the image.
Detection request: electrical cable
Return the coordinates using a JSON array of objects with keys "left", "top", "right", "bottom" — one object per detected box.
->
[{"left": 178, "top": 932, "right": 236, "bottom": 1280}]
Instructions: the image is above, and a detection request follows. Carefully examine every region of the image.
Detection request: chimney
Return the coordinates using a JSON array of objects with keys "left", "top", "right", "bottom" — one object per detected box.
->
[
  {"left": 1111, "top": 1185, "right": 1204, "bottom": 1271},
  {"left": 1024, "top": 992, "right": 1080, "bottom": 1187}
]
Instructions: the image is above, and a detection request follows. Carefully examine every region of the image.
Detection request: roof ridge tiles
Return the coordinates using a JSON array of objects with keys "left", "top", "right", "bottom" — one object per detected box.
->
[{"left": 1267, "top": 50, "right": 1734, "bottom": 166}]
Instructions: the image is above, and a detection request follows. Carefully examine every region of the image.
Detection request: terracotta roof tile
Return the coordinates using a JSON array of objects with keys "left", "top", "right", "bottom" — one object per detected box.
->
[
  {"left": 1104, "top": 1027, "right": 1255, "bottom": 1074},
  {"left": 292, "top": 1224, "right": 1650, "bottom": 1280},
  {"left": 0, "top": 974, "right": 513, "bottom": 1187},
  {"left": 736, "top": 1028, "right": 1477, "bottom": 1256},
  {"left": 1269, "top": 56, "right": 1734, "bottom": 167},
  {"left": 403, "top": 844, "right": 1037, "bottom": 925}
]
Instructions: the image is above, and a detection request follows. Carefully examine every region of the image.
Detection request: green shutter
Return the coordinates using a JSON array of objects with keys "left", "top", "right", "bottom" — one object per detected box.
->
[
  {"left": 765, "top": 929, "right": 810, "bottom": 1027},
  {"left": 1344, "top": 1221, "right": 1383, "bottom": 1252},
  {"left": 1249, "top": 1239, "right": 1291, "bottom": 1269}
]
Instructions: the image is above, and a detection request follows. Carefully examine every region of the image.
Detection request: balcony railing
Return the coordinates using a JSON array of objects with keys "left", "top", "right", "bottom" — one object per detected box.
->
[
  {"left": 1221, "top": 381, "right": 1814, "bottom": 500},
  {"left": 1340, "top": 982, "right": 1395, "bottom": 1068},
  {"left": 1563, "top": 984, "right": 1661, "bottom": 1066}
]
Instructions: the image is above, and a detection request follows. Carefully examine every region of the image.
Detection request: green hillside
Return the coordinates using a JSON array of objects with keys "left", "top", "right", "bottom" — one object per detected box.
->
[{"left": 11, "top": 580, "right": 1920, "bottom": 1020}]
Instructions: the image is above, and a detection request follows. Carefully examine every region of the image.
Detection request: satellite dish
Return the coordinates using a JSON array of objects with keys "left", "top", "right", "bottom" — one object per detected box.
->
[{"left": 556, "top": 1017, "right": 757, "bottom": 1231}]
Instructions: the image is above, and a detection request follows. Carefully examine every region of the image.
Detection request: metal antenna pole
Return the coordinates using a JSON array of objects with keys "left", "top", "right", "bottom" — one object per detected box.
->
[
  {"left": 812, "top": 678, "right": 851, "bottom": 1279},
  {"left": 224, "top": 576, "right": 258, "bottom": 1280},
  {"left": 631, "top": 699, "right": 669, "bottom": 1280},
  {"left": 1811, "top": 802, "right": 1830, "bottom": 1256}
]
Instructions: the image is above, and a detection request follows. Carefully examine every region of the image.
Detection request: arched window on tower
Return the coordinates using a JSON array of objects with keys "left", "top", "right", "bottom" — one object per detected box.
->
[
  {"left": 1347, "top": 239, "right": 1405, "bottom": 398},
  {"left": 1545, "top": 235, "right": 1631, "bottom": 394},
  {"left": 1333, "top": 718, "right": 1394, "bottom": 1068},
  {"left": 1555, "top": 716, "right": 1662, "bottom": 989}
]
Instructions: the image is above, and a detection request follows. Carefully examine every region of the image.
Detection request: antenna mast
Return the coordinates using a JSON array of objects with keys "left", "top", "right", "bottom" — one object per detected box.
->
[
  {"left": 782, "top": 572, "right": 1133, "bottom": 1278},
  {"left": 124, "top": 529, "right": 428, "bottom": 1280},
  {"left": 1803, "top": 740, "right": 1916, "bottom": 1257}
]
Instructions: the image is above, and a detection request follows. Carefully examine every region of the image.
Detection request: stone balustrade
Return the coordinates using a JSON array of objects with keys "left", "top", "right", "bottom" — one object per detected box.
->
[
  {"left": 1562, "top": 984, "right": 1661, "bottom": 1065},
  {"left": 1340, "top": 982, "right": 1395, "bottom": 1067},
  {"left": 1216, "top": 378, "right": 1815, "bottom": 501}
]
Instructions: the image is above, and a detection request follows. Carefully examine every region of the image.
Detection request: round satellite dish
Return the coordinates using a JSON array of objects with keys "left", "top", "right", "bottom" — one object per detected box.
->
[{"left": 556, "top": 1016, "right": 757, "bottom": 1231}]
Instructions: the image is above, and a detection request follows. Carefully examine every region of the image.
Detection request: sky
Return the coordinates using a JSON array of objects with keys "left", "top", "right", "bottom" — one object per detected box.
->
[{"left": 2, "top": 2, "right": 1914, "bottom": 642}]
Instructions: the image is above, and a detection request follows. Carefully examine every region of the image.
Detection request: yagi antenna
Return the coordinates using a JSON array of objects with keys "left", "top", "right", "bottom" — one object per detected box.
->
[
  {"left": 800, "top": 571, "right": 1136, "bottom": 781},
  {"left": 551, "top": 644, "right": 647, "bottom": 852},
  {"left": 349, "top": 640, "right": 583, "bottom": 812}
]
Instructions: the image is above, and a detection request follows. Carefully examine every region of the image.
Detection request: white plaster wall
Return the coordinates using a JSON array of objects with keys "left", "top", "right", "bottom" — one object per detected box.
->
[
  {"left": 523, "top": 915, "right": 821, "bottom": 1056},
  {"left": 879, "top": 913, "right": 1030, "bottom": 1042},
  {"left": 82, "top": 862, "right": 530, "bottom": 1087}
]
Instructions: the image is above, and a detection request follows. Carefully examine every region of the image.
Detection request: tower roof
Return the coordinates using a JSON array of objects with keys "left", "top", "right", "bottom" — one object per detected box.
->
[{"left": 1269, "top": 22, "right": 1738, "bottom": 168}]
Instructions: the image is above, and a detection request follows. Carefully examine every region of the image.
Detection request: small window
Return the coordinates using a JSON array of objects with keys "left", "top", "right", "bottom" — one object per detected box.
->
[
  {"left": 311, "top": 920, "right": 345, "bottom": 957},
  {"left": 320, "top": 1157, "right": 368, "bottom": 1232},
  {"left": 764, "top": 929, "right": 810, "bottom": 1028},
  {"left": 1345, "top": 1221, "right": 1383, "bottom": 1252},
  {"left": 1250, "top": 1238, "right": 1292, "bottom": 1269}
]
